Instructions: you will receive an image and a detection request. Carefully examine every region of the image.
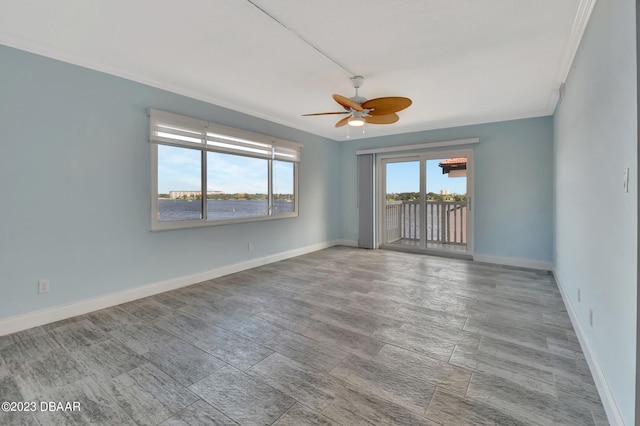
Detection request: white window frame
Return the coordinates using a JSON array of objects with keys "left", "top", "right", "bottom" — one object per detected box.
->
[{"left": 150, "top": 109, "right": 300, "bottom": 231}]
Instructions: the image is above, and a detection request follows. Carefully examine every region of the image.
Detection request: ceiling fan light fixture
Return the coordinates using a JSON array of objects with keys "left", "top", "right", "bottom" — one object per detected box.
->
[{"left": 348, "top": 116, "right": 365, "bottom": 127}]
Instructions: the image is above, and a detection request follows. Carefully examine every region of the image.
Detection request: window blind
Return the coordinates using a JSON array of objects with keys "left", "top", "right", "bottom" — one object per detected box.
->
[
  {"left": 274, "top": 139, "right": 302, "bottom": 162},
  {"left": 357, "top": 153, "right": 375, "bottom": 249},
  {"left": 150, "top": 109, "right": 301, "bottom": 162}
]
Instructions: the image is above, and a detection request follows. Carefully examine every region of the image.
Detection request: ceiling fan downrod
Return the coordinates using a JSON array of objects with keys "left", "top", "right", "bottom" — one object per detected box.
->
[{"left": 350, "top": 76, "right": 366, "bottom": 105}]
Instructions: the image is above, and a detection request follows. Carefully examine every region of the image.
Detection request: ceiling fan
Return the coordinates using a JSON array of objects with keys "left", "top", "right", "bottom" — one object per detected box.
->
[{"left": 303, "top": 76, "right": 412, "bottom": 128}]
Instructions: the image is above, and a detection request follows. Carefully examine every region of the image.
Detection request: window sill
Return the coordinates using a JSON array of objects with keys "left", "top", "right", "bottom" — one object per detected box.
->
[{"left": 150, "top": 212, "right": 298, "bottom": 232}]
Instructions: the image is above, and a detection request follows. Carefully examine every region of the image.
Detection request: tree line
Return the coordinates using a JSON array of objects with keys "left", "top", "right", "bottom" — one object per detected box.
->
[
  {"left": 387, "top": 192, "right": 466, "bottom": 202},
  {"left": 159, "top": 193, "right": 293, "bottom": 201}
]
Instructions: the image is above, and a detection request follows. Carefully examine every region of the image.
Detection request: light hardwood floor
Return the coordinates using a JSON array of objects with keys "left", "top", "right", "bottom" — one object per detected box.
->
[{"left": 0, "top": 247, "right": 608, "bottom": 425}]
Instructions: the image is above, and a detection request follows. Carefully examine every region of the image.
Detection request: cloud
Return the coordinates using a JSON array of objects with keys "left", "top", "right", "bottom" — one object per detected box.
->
[
  {"left": 207, "top": 152, "right": 268, "bottom": 193},
  {"left": 158, "top": 146, "right": 202, "bottom": 192}
]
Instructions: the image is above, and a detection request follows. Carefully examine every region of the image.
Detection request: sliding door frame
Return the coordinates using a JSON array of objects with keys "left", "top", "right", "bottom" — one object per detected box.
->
[{"left": 377, "top": 147, "right": 475, "bottom": 257}]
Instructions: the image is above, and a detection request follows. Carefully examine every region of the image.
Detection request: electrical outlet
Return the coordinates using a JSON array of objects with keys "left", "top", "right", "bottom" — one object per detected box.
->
[
  {"left": 623, "top": 167, "right": 629, "bottom": 193},
  {"left": 248, "top": 242, "right": 253, "bottom": 252},
  {"left": 577, "top": 288, "right": 581, "bottom": 302},
  {"left": 589, "top": 309, "right": 593, "bottom": 326},
  {"left": 38, "top": 279, "right": 49, "bottom": 294}
]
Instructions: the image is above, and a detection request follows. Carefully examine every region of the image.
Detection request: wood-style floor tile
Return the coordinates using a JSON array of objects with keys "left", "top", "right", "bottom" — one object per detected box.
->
[
  {"left": 35, "top": 376, "right": 136, "bottom": 426},
  {"left": 425, "top": 388, "right": 529, "bottom": 426},
  {"left": 467, "top": 372, "right": 597, "bottom": 425},
  {"left": 154, "top": 312, "right": 273, "bottom": 370},
  {"left": 264, "top": 330, "right": 347, "bottom": 373},
  {"left": 159, "top": 400, "right": 238, "bottom": 425},
  {"left": 249, "top": 353, "right": 340, "bottom": 411},
  {"left": 477, "top": 336, "right": 578, "bottom": 376},
  {"left": 371, "top": 325, "right": 457, "bottom": 361},
  {"left": 330, "top": 355, "right": 436, "bottom": 414},
  {"left": 373, "top": 344, "right": 472, "bottom": 396},
  {"left": 311, "top": 306, "right": 404, "bottom": 336},
  {"left": 0, "top": 330, "right": 62, "bottom": 370},
  {"left": 69, "top": 338, "right": 146, "bottom": 380},
  {"left": 449, "top": 345, "right": 557, "bottom": 397},
  {"left": 141, "top": 338, "right": 226, "bottom": 386},
  {"left": 301, "top": 322, "right": 385, "bottom": 359},
  {"left": 394, "top": 304, "right": 468, "bottom": 329},
  {"left": 105, "top": 362, "right": 198, "bottom": 425},
  {"left": 190, "top": 366, "right": 295, "bottom": 426},
  {"left": 14, "top": 348, "right": 87, "bottom": 400},
  {"left": 272, "top": 403, "right": 338, "bottom": 426},
  {"left": 0, "top": 368, "right": 39, "bottom": 425},
  {"left": 0, "top": 247, "right": 609, "bottom": 425},
  {"left": 322, "top": 384, "right": 438, "bottom": 426}
]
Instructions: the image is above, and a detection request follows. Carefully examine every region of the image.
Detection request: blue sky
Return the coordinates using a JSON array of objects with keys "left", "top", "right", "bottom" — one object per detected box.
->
[
  {"left": 157, "top": 145, "right": 293, "bottom": 194},
  {"left": 386, "top": 159, "right": 467, "bottom": 194}
]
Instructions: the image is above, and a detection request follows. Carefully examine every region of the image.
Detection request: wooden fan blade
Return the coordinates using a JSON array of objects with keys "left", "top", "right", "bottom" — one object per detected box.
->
[
  {"left": 361, "top": 97, "right": 412, "bottom": 115},
  {"left": 364, "top": 113, "right": 399, "bottom": 125},
  {"left": 332, "top": 94, "right": 364, "bottom": 112},
  {"left": 335, "top": 116, "right": 350, "bottom": 127},
  {"left": 302, "top": 112, "right": 349, "bottom": 116}
]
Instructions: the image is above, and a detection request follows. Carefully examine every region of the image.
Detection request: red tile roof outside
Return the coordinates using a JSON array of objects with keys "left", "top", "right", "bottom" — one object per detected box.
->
[{"left": 439, "top": 157, "right": 467, "bottom": 166}]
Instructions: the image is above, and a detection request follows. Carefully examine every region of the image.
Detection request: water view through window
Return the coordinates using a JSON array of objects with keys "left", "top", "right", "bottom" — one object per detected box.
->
[
  {"left": 273, "top": 160, "right": 295, "bottom": 214},
  {"left": 157, "top": 146, "right": 295, "bottom": 222},
  {"left": 157, "top": 145, "right": 202, "bottom": 221},
  {"left": 207, "top": 152, "right": 268, "bottom": 220}
]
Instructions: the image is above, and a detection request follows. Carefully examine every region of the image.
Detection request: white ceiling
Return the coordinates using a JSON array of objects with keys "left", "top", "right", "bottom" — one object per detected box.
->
[{"left": 0, "top": 0, "right": 595, "bottom": 141}]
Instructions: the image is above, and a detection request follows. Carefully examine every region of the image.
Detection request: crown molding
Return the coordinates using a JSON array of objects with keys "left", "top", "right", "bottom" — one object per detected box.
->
[{"left": 556, "top": 0, "right": 598, "bottom": 84}]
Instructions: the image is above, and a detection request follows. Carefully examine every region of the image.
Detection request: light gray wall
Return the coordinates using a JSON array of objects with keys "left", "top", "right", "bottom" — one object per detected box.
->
[
  {"left": 554, "top": 0, "right": 637, "bottom": 424},
  {"left": 339, "top": 117, "right": 554, "bottom": 264},
  {"left": 0, "top": 45, "right": 341, "bottom": 320}
]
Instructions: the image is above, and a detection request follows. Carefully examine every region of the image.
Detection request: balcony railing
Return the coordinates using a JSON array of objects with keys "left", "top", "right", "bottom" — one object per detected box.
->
[{"left": 386, "top": 200, "right": 467, "bottom": 245}]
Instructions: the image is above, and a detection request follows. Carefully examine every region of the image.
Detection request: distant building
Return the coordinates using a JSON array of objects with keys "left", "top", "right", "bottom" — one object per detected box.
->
[
  {"left": 440, "top": 189, "right": 455, "bottom": 201},
  {"left": 169, "top": 190, "right": 221, "bottom": 199}
]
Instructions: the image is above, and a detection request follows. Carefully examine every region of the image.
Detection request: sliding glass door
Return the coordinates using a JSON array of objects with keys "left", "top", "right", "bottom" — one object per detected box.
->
[
  {"left": 380, "top": 150, "right": 473, "bottom": 256},
  {"left": 383, "top": 158, "right": 422, "bottom": 246}
]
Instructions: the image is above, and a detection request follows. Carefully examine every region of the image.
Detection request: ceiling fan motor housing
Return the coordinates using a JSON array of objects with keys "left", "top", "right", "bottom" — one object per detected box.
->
[{"left": 350, "top": 75, "right": 365, "bottom": 88}]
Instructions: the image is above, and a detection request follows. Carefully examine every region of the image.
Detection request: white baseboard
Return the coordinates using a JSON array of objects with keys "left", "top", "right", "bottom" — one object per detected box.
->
[
  {"left": 332, "top": 239, "right": 359, "bottom": 247},
  {"left": 473, "top": 254, "right": 554, "bottom": 271},
  {"left": 553, "top": 270, "right": 624, "bottom": 426},
  {"left": 0, "top": 240, "right": 342, "bottom": 337}
]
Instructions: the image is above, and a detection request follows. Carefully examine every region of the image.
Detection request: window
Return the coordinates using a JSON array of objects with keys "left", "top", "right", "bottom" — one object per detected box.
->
[{"left": 150, "top": 109, "right": 300, "bottom": 231}]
